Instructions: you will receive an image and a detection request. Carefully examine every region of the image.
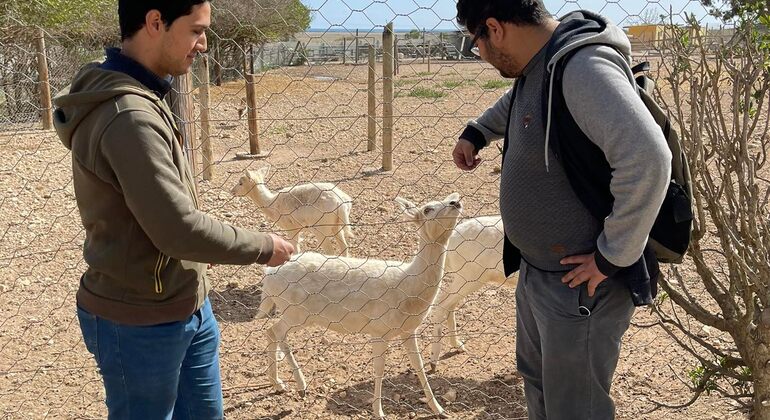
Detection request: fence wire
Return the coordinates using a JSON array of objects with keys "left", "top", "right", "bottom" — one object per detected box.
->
[{"left": 0, "top": 1, "right": 747, "bottom": 419}]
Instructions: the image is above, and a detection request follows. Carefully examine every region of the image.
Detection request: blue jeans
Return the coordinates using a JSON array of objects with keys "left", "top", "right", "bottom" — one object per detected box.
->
[{"left": 77, "top": 299, "right": 223, "bottom": 420}]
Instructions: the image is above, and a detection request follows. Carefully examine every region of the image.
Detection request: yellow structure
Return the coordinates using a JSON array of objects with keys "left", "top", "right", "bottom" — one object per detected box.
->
[{"left": 627, "top": 24, "right": 705, "bottom": 49}]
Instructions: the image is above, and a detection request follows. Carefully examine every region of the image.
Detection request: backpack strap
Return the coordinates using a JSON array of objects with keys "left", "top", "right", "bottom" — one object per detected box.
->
[{"left": 631, "top": 61, "right": 651, "bottom": 74}]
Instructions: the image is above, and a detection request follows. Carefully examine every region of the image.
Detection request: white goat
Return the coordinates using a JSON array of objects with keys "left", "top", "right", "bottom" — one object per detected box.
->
[
  {"left": 258, "top": 193, "right": 463, "bottom": 418},
  {"left": 427, "top": 215, "right": 518, "bottom": 372},
  {"left": 231, "top": 166, "right": 353, "bottom": 256}
]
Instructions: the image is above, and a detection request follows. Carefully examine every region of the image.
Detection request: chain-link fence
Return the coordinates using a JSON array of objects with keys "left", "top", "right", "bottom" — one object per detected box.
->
[{"left": 0, "top": 0, "right": 750, "bottom": 418}]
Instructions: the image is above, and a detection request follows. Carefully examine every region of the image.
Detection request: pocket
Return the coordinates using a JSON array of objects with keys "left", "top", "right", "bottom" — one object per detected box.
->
[
  {"left": 576, "top": 281, "right": 612, "bottom": 317},
  {"left": 544, "top": 276, "right": 586, "bottom": 319},
  {"left": 76, "top": 305, "right": 100, "bottom": 362}
]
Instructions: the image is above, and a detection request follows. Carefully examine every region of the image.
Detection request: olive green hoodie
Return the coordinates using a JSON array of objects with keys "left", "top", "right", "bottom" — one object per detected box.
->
[{"left": 54, "top": 62, "right": 273, "bottom": 325}]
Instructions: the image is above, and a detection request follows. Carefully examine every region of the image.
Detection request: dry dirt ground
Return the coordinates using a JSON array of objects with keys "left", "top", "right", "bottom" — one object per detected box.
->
[{"left": 0, "top": 60, "right": 746, "bottom": 419}]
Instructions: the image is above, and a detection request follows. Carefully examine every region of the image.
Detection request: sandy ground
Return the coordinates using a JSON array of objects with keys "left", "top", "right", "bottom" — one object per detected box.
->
[{"left": 0, "top": 59, "right": 746, "bottom": 419}]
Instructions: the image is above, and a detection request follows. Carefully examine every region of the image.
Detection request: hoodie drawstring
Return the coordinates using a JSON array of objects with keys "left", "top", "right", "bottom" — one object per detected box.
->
[{"left": 544, "top": 67, "right": 557, "bottom": 173}]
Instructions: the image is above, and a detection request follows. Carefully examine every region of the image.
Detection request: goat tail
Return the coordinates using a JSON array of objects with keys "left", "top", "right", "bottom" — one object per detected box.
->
[{"left": 256, "top": 296, "right": 275, "bottom": 319}]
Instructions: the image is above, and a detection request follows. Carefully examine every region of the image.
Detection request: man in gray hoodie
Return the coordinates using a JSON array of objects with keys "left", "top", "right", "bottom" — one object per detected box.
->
[
  {"left": 452, "top": 1, "right": 671, "bottom": 419},
  {"left": 54, "top": 1, "right": 294, "bottom": 418}
]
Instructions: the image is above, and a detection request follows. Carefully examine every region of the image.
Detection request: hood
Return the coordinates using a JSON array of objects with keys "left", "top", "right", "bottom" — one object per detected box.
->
[
  {"left": 53, "top": 62, "right": 160, "bottom": 150},
  {"left": 542, "top": 10, "right": 633, "bottom": 171},
  {"left": 546, "top": 10, "right": 632, "bottom": 73}
]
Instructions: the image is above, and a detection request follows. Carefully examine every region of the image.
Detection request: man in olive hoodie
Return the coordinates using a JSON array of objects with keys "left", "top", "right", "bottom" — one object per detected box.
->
[{"left": 53, "top": 1, "right": 294, "bottom": 418}]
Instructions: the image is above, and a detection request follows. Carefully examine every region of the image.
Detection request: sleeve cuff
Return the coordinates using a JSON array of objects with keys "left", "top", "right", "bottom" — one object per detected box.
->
[
  {"left": 255, "top": 234, "right": 274, "bottom": 265},
  {"left": 595, "top": 249, "right": 624, "bottom": 277},
  {"left": 460, "top": 126, "right": 487, "bottom": 152}
]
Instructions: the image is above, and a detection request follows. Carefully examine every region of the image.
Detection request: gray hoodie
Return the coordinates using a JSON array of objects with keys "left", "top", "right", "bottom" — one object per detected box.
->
[{"left": 464, "top": 11, "right": 671, "bottom": 272}]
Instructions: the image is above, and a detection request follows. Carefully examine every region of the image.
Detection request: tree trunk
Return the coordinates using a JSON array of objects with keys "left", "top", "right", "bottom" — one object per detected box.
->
[
  {"left": 752, "top": 323, "right": 770, "bottom": 419},
  {"left": 754, "top": 363, "right": 770, "bottom": 419}
]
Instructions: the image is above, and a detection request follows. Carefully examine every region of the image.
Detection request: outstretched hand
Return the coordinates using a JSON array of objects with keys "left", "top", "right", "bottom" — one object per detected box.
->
[
  {"left": 452, "top": 138, "right": 481, "bottom": 171},
  {"left": 266, "top": 234, "right": 295, "bottom": 267}
]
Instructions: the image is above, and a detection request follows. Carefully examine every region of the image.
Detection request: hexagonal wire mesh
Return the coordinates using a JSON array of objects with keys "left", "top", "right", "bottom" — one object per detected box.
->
[{"left": 0, "top": 0, "right": 745, "bottom": 419}]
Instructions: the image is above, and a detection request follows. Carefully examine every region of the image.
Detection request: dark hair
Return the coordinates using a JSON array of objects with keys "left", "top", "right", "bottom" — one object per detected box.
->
[
  {"left": 457, "top": 0, "right": 550, "bottom": 35},
  {"left": 118, "top": 0, "right": 209, "bottom": 40}
]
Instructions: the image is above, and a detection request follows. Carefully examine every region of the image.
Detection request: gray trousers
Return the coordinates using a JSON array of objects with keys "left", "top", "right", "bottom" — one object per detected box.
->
[{"left": 516, "top": 261, "right": 635, "bottom": 420}]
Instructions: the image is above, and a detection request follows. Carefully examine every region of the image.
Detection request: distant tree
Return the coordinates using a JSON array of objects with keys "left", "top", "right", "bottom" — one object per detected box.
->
[
  {"left": 211, "top": 0, "right": 311, "bottom": 46},
  {"left": 700, "top": 0, "right": 769, "bottom": 21},
  {"left": 628, "top": 8, "right": 665, "bottom": 25},
  {"left": 0, "top": 0, "right": 116, "bottom": 44}
]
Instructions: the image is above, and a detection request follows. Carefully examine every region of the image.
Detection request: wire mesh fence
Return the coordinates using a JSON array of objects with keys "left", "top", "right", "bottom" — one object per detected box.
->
[{"left": 0, "top": 0, "right": 751, "bottom": 418}]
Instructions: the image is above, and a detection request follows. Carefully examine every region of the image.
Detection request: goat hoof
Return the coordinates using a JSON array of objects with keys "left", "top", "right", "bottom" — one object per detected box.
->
[
  {"left": 431, "top": 402, "right": 446, "bottom": 418},
  {"left": 272, "top": 380, "right": 288, "bottom": 394},
  {"left": 427, "top": 362, "right": 437, "bottom": 374}
]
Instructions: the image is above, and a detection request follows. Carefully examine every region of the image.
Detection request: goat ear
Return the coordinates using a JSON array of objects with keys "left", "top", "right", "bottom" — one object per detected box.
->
[
  {"left": 446, "top": 192, "right": 460, "bottom": 202},
  {"left": 395, "top": 197, "right": 419, "bottom": 218},
  {"left": 259, "top": 165, "right": 271, "bottom": 178},
  {"left": 246, "top": 169, "right": 259, "bottom": 180}
]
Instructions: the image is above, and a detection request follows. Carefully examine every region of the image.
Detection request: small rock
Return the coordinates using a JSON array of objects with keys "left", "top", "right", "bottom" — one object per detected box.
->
[
  {"left": 392, "top": 393, "right": 401, "bottom": 402},
  {"left": 286, "top": 132, "right": 295, "bottom": 139},
  {"left": 409, "top": 412, "right": 416, "bottom": 419},
  {"left": 442, "top": 388, "right": 457, "bottom": 402},
  {"left": 339, "top": 391, "right": 347, "bottom": 399},
  {"left": 503, "top": 374, "right": 516, "bottom": 383},
  {"left": 493, "top": 165, "right": 502, "bottom": 174},
  {"left": 223, "top": 212, "right": 233, "bottom": 218}
]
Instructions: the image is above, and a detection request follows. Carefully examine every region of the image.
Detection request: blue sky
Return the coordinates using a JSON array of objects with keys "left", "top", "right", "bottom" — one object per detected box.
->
[{"left": 303, "top": 0, "right": 719, "bottom": 31}]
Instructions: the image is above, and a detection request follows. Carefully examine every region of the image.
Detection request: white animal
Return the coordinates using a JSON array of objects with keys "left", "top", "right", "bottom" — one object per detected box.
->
[
  {"left": 258, "top": 193, "right": 463, "bottom": 419},
  {"left": 427, "top": 215, "right": 518, "bottom": 372},
  {"left": 231, "top": 166, "right": 353, "bottom": 256}
]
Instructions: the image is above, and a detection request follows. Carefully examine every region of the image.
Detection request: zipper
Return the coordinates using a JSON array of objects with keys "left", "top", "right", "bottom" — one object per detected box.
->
[
  {"left": 153, "top": 251, "right": 166, "bottom": 294},
  {"left": 155, "top": 99, "right": 201, "bottom": 209}
]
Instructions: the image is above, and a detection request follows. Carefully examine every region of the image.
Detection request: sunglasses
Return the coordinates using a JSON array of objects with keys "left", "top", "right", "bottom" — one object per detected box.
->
[{"left": 470, "top": 26, "right": 487, "bottom": 57}]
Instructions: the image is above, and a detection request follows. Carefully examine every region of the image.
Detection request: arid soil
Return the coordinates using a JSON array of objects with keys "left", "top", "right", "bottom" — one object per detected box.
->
[{"left": 0, "top": 59, "right": 744, "bottom": 419}]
